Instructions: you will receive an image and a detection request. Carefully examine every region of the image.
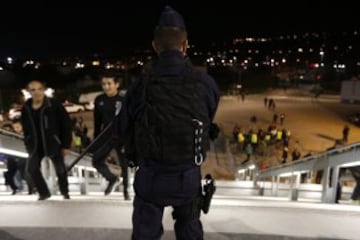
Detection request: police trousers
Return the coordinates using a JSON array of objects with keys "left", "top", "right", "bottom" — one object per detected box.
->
[{"left": 131, "top": 165, "right": 203, "bottom": 240}]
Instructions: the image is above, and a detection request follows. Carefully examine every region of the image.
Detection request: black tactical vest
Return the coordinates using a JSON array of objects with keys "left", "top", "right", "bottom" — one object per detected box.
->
[{"left": 134, "top": 63, "right": 209, "bottom": 165}]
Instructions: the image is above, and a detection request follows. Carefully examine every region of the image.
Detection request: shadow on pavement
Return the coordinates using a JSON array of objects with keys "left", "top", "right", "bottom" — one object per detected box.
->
[{"left": 315, "top": 133, "right": 339, "bottom": 142}]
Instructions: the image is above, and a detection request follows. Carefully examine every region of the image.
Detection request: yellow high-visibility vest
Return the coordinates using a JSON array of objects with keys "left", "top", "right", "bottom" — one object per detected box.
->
[
  {"left": 264, "top": 134, "right": 271, "bottom": 141},
  {"left": 74, "top": 136, "right": 82, "bottom": 147},
  {"left": 251, "top": 133, "right": 258, "bottom": 143},
  {"left": 238, "top": 133, "right": 245, "bottom": 143}
]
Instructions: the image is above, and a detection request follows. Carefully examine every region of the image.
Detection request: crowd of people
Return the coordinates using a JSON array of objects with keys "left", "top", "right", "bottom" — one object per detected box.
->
[
  {"left": 230, "top": 103, "right": 360, "bottom": 205},
  {"left": 231, "top": 122, "right": 293, "bottom": 167}
]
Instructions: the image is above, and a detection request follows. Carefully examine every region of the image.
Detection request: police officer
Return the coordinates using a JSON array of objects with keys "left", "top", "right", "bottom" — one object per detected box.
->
[
  {"left": 21, "top": 80, "right": 72, "bottom": 200},
  {"left": 118, "top": 6, "right": 219, "bottom": 240},
  {"left": 92, "top": 73, "right": 130, "bottom": 199}
]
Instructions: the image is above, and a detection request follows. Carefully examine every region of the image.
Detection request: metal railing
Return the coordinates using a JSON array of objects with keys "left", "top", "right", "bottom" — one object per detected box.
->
[
  {"left": 257, "top": 142, "right": 360, "bottom": 203},
  {"left": 1, "top": 130, "right": 359, "bottom": 202},
  {"left": 0, "top": 130, "right": 101, "bottom": 195}
]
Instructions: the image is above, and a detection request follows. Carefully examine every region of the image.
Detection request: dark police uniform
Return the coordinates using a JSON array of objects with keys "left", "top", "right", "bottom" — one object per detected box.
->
[{"left": 118, "top": 6, "right": 219, "bottom": 240}]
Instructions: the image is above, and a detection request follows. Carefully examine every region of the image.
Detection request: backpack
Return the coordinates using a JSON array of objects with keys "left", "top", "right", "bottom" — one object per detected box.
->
[{"left": 134, "top": 62, "right": 209, "bottom": 165}]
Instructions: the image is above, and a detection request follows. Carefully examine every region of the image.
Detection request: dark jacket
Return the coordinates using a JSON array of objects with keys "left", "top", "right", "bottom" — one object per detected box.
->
[
  {"left": 118, "top": 50, "right": 220, "bottom": 170},
  {"left": 21, "top": 97, "right": 73, "bottom": 157},
  {"left": 93, "top": 93, "right": 124, "bottom": 139}
]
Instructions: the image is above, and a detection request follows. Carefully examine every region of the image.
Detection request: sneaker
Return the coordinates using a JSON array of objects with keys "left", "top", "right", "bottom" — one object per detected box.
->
[
  {"left": 38, "top": 193, "right": 51, "bottom": 201},
  {"left": 104, "top": 178, "right": 118, "bottom": 196},
  {"left": 63, "top": 194, "right": 70, "bottom": 200}
]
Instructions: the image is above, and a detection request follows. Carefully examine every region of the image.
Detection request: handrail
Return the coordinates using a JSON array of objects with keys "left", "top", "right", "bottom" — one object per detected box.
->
[
  {"left": 255, "top": 141, "right": 360, "bottom": 203},
  {"left": 0, "top": 130, "right": 90, "bottom": 167},
  {"left": 0, "top": 128, "right": 24, "bottom": 139},
  {"left": 259, "top": 141, "right": 360, "bottom": 177}
]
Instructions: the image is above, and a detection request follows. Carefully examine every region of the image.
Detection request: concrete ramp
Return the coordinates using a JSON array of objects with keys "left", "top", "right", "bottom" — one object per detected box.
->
[
  {"left": 0, "top": 228, "right": 342, "bottom": 240},
  {"left": 0, "top": 195, "right": 359, "bottom": 240}
]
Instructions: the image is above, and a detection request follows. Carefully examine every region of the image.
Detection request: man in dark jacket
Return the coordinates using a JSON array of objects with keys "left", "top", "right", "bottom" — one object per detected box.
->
[
  {"left": 118, "top": 6, "right": 219, "bottom": 240},
  {"left": 21, "top": 80, "right": 73, "bottom": 200},
  {"left": 92, "top": 73, "right": 130, "bottom": 199}
]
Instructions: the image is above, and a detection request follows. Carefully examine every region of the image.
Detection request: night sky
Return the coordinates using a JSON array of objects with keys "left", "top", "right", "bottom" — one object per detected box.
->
[{"left": 0, "top": 3, "right": 358, "bottom": 58}]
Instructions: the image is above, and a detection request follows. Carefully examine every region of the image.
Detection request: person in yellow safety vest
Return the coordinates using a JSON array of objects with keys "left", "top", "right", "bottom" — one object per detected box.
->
[
  {"left": 276, "top": 129, "right": 283, "bottom": 141},
  {"left": 251, "top": 132, "right": 258, "bottom": 144},
  {"left": 237, "top": 131, "right": 245, "bottom": 143},
  {"left": 251, "top": 131, "right": 258, "bottom": 151},
  {"left": 264, "top": 133, "right": 271, "bottom": 142},
  {"left": 74, "top": 135, "right": 82, "bottom": 153},
  {"left": 237, "top": 131, "right": 245, "bottom": 152}
]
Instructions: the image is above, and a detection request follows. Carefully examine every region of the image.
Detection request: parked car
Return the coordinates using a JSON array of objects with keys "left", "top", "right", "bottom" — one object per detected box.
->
[{"left": 63, "top": 101, "right": 85, "bottom": 113}]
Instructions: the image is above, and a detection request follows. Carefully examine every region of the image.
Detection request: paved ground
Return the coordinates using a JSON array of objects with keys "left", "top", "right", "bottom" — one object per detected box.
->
[
  {"left": 0, "top": 194, "right": 359, "bottom": 240},
  {"left": 205, "top": 90, "right": 360, "bottom": 179},
  {"left": 215, "top": 91, "right": 360, "bottom": 154}
]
